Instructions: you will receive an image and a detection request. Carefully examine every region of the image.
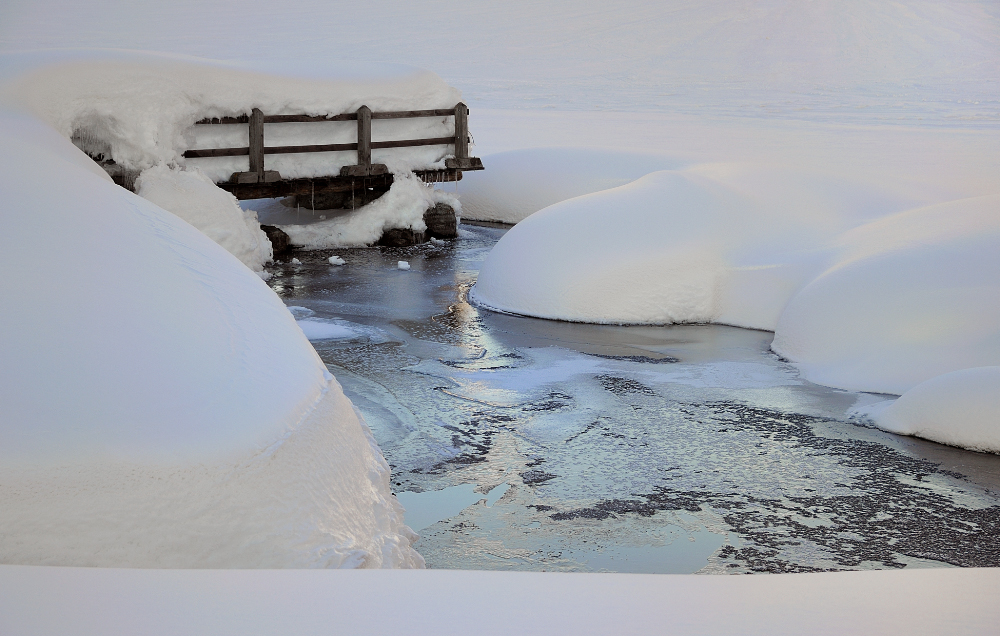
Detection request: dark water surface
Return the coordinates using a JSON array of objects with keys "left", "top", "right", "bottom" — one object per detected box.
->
[{"left": 268, "top": 224, "right": 1000, "bottom": 573}]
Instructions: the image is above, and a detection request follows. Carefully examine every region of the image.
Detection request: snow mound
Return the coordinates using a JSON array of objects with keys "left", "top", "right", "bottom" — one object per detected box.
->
[
  {"left": 871, "top": 367, "right": 1000, "bottom": 454},
  {"left": 0, "top": 51, "right": 464, "bottom": 182},
  {"left": 1, "top": 379, "right": 423, "bottom": 568},
  {"left": 136, "top": 165, "right": 271, "bottom": 271},
  {"left": 471, "top": 165, "right": 919, "bottom": 329},
  {"left": 772, "top": 195, "right": 1000, "bottom": 394},
  {"left": 280, "top": 172, "right": 459, "bottom": 248},
  {"left": 0, "top": 109, "right": 421, "bottom": 568}
]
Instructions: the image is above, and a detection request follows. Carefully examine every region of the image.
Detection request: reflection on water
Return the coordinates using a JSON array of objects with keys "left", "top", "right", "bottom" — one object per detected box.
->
[
  {"left": 396, "top": 482, "right": 512, "bottom": 533},
  {"left": 268, "top": 223, "right": 1000, "bottom": 574}
]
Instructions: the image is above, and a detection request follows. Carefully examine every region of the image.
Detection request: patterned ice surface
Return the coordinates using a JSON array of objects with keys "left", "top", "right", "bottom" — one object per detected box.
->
[{"left": 266, "top": 224, "right": 1000, "bottom": 573}]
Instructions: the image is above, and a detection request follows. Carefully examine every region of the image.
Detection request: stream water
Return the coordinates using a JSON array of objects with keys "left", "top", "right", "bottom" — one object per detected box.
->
[{"left": 266, "top": 222, "right": 1000, "bottom": 574}]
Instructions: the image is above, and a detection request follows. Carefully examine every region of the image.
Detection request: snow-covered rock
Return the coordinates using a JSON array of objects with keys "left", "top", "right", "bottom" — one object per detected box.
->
[
  {"left": 0, "top": 109, "right": 422, "bottom": 568},
  {"left": 868, "top": 367, "right": 1000, "bottom": 454}
]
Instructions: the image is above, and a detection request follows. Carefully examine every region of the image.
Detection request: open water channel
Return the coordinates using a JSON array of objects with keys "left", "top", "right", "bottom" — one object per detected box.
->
[{"left": 265, "top": 222, "right": 1000, "bottom": 574}]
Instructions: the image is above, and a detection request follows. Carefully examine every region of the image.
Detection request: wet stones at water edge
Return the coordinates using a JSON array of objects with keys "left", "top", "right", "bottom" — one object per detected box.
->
[
  {"left": 423, "top": 203, "right": 458, "bottom": 239},
  {"left": 376, "top": 203, "right": 458, "bottom": 247},
  {"left": 260, "top": 224, "right": 291, "bottom": 257}
]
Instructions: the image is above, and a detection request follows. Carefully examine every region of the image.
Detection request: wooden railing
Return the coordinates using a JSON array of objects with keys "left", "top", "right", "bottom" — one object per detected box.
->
[{"left": 183, "top": 102, "right": 483, "bottom": 184}]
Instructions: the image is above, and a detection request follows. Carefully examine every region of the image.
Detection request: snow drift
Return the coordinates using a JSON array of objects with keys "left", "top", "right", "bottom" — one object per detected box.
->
[
  {"left": 0, "top": 51, "right": 464, "bottom": 181},
  {"left": 772, "top": 195, "right": 1000, "bottom": 395},
  {"left": 136, "top": 165, "right": 272, "bottom": 271},
  {"left": 0, "top": 109, "right": 422, "bottom": 568},
  {"left": 860, "top": 367, "right": 1000, "bottom": 455},
  {"left": 471, "top": 164, "right": 922, "bottom": 329}
]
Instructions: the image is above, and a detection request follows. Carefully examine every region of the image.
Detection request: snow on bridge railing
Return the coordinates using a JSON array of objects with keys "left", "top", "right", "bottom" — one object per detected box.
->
[{"left": 182, "top": 103, "right": 483, "bottom": 185}]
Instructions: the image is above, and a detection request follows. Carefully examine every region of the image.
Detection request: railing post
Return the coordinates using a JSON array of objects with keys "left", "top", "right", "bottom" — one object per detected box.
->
[
  {"left": 357, "top": 105, "right": 372, "bottom": 169},
  {"left": 454, "top": 102, "right": 469, "bottom": 161},
  {"left": 248, "top": 108, "right": 265, "bottom": 180}
]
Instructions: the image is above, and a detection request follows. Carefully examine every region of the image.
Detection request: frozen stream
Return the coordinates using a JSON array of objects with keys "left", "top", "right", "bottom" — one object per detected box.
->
[{"left": 267, "top": 223, "right": 1000, "bottom": 573}]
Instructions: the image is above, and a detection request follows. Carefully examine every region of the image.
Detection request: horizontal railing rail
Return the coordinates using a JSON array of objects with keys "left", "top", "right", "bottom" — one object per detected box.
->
[
  {"left": 183, "top": 103, "right": 481, "bottom": 183},
  {"left": 194, "top": 108, "right": 459, "bottom": 125},
  {"left": 182, "top": 136, "right": 459, "bottom": 159}
]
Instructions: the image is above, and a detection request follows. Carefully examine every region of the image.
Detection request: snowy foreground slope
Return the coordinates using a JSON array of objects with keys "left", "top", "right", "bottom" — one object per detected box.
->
[
  {"left": 3, "top": 566, "right": 999, "bottom": 636},
  {"left": 0, "top": 110, "right": 421, "bottom": 568}
]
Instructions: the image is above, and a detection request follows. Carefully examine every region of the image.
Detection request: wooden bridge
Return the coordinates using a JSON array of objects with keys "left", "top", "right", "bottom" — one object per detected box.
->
[{"left": 181, "top": 102, "right": 483, "bottom": 203}]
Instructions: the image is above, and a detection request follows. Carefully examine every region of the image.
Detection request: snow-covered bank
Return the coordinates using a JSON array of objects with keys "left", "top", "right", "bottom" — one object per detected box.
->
[
  {"left": 0, "top": 109, "right": 421, "bottom": 568},
  {"left": 0, "top": 51, "right": 463, "bottom": 181},
  {"left": 861, "top": 368, "right": 1000, "bottom": 456},
  {"left": 3, "top": 565, "right": 999, "bottom": 636}
]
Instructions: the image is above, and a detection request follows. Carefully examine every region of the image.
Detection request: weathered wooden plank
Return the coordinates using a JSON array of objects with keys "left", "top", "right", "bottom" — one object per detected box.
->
[
  {"left": 248, "top": 108, "right": 265, "bottom": 176},
  {"left": 195, "top": 115, "right": 250, "bottom": 125},
  {"left": 445, "top": 156, "right": 485, "bottom": 171},
  {"left": 371, "top": 108, "right": 456, "bottom": 119},
  {"left": 340, "top": 163, "right": 389, "bottom": 178},
  {"left": 356, "top": 105, "right": 372, "bottom": 168},
  {"left": 217, "top": 174, "right": 395, "bottom": 200},
  {"left": 263, "top": 143, "right": 358, "bottom": 154},
  {"left": 263, "top": 114, "right": 356, "bottom": 123},
  {"left": 183, "top": 147, "right": 250, "bottom": 158},
  {"left": 184, "top": 138, "right": 454, "bottom": 158},
  {"left": 231, "top": 170, "right": 282, "bottom": 184},
  {"left": 370, "top": 136, "right": 455, "bottom": 149},
  {"left": 186, "top": 137, "right": 472, "bottom": 157},
  {"left": 454, "top": 102, "right": 469, "bottom": 161}
]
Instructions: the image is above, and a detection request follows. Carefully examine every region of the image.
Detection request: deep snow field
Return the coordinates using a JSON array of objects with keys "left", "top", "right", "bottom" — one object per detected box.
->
[{"left": 2, "top": 0, "right": 1000, "bottom": 634}]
